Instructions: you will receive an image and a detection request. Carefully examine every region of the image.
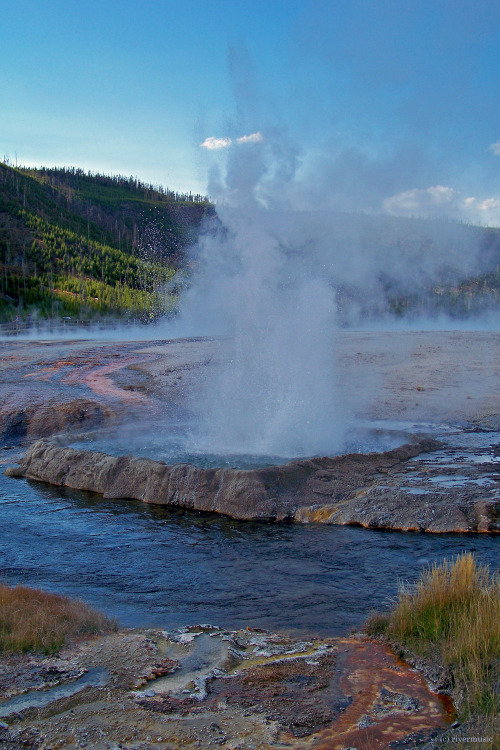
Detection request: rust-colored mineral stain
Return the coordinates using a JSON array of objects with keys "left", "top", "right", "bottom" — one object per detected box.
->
[
  {"left": 23, "top": 360, "right": 79, "bottom": 380},
  {"left": 20, "top": 347, "right": 152, "bottom": 404},
  {"left": 79, "top": 361, "right": 149, "bottom": 403},
  {"left": 206, "top": 648, "right": 341, "bottom": 737},
  {"left": 295, "top": 505, "right": 337, "bottom": 523},
  {"left": 438, "top": 690, "right": 456, "bottom": 723},
  {"left": 308, "top": 638, "right": 451, "bottom": 750},
  {"left": 58, "top": 352, "right": 153, "bottom": 403}
]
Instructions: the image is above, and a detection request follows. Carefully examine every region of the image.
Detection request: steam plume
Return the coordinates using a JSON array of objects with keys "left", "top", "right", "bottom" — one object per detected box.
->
[{"left": 172, "top": 127, "right": 499, "bottom": 458}]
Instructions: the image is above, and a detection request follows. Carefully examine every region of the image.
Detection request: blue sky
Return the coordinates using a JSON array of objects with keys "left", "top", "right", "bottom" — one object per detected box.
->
[{"left": 2, "top": 0, "right": 500, "bottom": 223}]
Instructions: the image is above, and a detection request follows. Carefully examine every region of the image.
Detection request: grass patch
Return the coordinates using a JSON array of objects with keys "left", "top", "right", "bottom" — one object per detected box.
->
[
  {"left": 366, "top": 553, "right": 499, "bottom": 743},
  {"left": 0, "top": 584, "right": 117, "bottom": 654}
]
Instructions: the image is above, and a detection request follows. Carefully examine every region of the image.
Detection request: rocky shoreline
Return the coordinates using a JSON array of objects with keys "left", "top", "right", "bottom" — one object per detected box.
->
[{"left": 5, "top": 436, "right": 500, "bottom": 532}]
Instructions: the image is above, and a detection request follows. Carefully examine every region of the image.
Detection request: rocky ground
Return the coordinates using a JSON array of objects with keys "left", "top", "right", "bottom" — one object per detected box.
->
[
  {"left": 2, "top": 331, "right": 500, "bottom": 449},
  {"left": 0, "top": 625, "right": 453, "bottom": 750},
  {"left": 2, "top": 330, "right": 500, "bottom": 443}
]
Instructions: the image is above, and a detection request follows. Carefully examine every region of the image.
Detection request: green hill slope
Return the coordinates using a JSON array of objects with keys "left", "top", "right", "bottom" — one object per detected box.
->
[
  {"left": 2, "top": 160, "right": 500, "bottom": 326},
  {"left": 0, "top": 162, "right": 214, "bottom": 322}
]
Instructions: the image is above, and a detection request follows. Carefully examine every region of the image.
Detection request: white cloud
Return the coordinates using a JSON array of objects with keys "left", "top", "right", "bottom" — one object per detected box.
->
[
  {"left": 236, "top": 131, "right": 264, "bottom": 144},
  {"left": 489, "top": 140, "right": 500, "bottom": 156},
  {"left": 200, "top": 132, "right": 264, "bottom": 151},
  {"left": 477, "top": 197, "right": 500, "bottom": 211},
  {"left": 384, "top": 185, "right": 500, "bottom": 226},
  {"left": 200, "top": 136, "right": 232, "bottom": 150},
  {"left": 462, "top": 196, "right": 500, "bottom": 224},
  {"left": 383, "top": 185, "right": 459, "bottom": 215}
]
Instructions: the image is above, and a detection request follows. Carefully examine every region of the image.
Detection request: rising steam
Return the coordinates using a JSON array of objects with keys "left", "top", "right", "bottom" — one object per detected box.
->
[
  {"left": 181, "top": 208, "right": 341, "bottom": 457},
  {"left": 169, "top": 127, "right": 498, "bottom": 459}
]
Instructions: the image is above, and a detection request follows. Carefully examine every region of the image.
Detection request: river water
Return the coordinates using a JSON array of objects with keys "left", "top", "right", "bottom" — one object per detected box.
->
[{"left": 0, "top": 469, "right": 498, "bottom": 637}]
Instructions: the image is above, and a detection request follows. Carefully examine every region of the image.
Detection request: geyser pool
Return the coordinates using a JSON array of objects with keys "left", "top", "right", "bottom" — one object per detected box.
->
[{"left": 67, "top": 417, "right": 428, "bottom": 470}]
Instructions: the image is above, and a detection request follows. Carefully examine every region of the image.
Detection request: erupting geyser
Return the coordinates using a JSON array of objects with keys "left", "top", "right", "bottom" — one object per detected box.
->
[
  {"left": 167, "top": 130, "right": 492, "bottom": 461},
  {"left": 180, "top": 208, "right": 342, "bottom": 459}
]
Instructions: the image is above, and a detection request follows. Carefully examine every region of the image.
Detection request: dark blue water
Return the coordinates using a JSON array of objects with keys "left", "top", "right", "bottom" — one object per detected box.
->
[{"left": 0, "top": 470, "right": 498, "bottom": 637}]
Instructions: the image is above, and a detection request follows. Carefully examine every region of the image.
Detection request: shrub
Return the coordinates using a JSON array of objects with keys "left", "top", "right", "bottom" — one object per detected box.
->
[
  {"left": 0, "top": 584, "right": 117, "bottom": 654},
  {"left": 366, "top": 553, "right": 499, "bottom": 727}
]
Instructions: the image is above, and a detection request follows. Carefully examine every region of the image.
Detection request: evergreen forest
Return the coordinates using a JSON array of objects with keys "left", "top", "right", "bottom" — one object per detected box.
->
[{"left": 0, "top": 161, "right": 214, "bottom": 323}]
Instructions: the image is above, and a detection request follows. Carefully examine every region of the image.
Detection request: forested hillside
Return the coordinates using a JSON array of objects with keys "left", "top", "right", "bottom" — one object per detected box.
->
[
  {"left": 2, "top": 159, "right": 500, "bottom": 326},
  {"left": 0, "top": 162, "right": 214, "bottom": 322}
]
